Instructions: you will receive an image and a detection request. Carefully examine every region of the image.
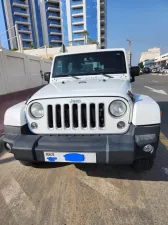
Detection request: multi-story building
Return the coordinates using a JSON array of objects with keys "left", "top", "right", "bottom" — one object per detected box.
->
[
  {"left": 64, "top": 0, "right": 107, "bottom": 48},
  {"left": 140, "top": 48, "right": 160, "bottom": 63},
  {"left": 1, "top": 0, "right": 107, "bottom": 49},
  {"left": 1, "top": 0, "right": 43, "bottom": 49},
  {"left": 39, "top": 0, "right": 63, "bottom": 47}
]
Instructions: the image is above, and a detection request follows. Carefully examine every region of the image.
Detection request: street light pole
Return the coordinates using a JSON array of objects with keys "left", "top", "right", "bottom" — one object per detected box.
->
[{"left": 126, "top": 39, "right": 132, "bottom": 67}]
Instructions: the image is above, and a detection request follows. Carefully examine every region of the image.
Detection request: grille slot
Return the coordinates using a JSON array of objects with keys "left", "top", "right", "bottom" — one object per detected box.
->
[
  {"left": 56, "top": 105, "right": 61, "bottom": 128},
  {"left": 64, "top": 104, "right": 70, "bottom": 128},
  {"left": 81, "top": 104, "right": 87, "bottom": 128},
  {"left": 90, "top": 104, "right": 96, "bottom": 128},
  {"left": 48, "top": 105, "right": 53, "bottom": 128},
  {"left": 72, "top": 104, "right": 78, "bottom": 128},
  {"left": 99, "top": 103, "right": 105, "bottom": 128}
]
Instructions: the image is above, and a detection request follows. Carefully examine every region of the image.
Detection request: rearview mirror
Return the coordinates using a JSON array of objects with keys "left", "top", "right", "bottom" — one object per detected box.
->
[
  {"left": 44, "top": 72, "right": 51, "bottom": 82},
  {"left": 130, "top": 66, "right": 140, "bottom": 77}
]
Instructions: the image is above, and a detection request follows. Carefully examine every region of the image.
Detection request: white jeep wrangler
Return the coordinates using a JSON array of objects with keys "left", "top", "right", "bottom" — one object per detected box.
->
[{"left": 3, "top": 49, "right": 161, "bottom": 171}]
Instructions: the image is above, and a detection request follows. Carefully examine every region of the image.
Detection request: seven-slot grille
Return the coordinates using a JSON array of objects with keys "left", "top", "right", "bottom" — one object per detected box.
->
[{"left": 47, "top": 103, "right": 105, "bottom": 129}]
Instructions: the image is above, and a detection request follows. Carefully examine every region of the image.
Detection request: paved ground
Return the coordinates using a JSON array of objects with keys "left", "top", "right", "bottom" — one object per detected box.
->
[{"left": 1, "top": 74, "right": 168, "bottom": 225}]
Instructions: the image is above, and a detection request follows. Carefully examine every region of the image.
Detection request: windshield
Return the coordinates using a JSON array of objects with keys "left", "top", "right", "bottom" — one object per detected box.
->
[{"left": 52, "top": 51, "right": 127, "bottom": 78}]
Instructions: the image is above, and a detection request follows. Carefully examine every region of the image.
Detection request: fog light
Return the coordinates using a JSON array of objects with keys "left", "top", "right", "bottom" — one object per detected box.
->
[
  {"left": 117, "top": 121, "right": 125, "bottom": 129},
  {"left": 31, "top": 122, "right": 38, "bottom": 129},
  {"left": 143, "top": 144, "right": 154, "bottom": 153}
]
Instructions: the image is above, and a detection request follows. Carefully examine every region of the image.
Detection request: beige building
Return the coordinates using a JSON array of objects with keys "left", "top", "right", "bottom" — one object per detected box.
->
[{"left": 140, "top": 48, "right": 160, "bottom": 62}]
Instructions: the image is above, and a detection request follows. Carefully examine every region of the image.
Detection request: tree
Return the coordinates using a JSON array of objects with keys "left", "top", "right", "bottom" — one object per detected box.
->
[
  {"left": 82, "top": 30, "right": 89, "bottom": 44},
  {"left": 138, "top": 62, "right": 144, "bottom": 69},
  {"left": 30, "top": 42, "right": 35, "bottom": 49},
  {"left": 87, "top": 38, "right": 99, "bottom": 45}
]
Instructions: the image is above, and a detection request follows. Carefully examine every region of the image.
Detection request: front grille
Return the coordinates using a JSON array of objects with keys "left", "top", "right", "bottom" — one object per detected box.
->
[{"left": 47, "top": 103, "right": 105, "bottom": 130}]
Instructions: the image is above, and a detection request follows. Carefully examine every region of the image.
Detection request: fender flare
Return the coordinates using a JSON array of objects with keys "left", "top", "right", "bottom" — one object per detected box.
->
[
  {"left": 132, "top": 94, "right": 161, "bottom": 126},
  {"left": 4, "top": 101, "right": 27, "bottom": 127}
]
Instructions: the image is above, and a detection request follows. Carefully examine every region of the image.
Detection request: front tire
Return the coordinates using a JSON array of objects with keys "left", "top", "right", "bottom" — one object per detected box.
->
[
  {"left": 132, "top": 157, "right": 154, "bottom": 172},
  {"left": 19, "top": 160, "right": 33, "bottom": 167}
]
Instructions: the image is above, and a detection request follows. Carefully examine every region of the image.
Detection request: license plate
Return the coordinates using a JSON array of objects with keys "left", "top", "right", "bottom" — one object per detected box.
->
[{"left": 44, "top": 152, "right": 96, "bottom": 163}]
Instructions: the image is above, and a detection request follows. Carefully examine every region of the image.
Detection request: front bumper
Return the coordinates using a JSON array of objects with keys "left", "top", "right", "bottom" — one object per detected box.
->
[{"left": 2, "top": 124, "right": 160, "bottom": 164}]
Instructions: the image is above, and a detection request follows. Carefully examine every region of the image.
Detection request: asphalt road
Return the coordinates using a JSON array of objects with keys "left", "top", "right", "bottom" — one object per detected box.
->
[{"left": 1, "top": 73, "right": 168, "bottom": 225}]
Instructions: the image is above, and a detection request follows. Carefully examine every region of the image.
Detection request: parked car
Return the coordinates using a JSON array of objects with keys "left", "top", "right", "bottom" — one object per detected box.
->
[
  {"left": 152, "top": 68, "right": 158, "bottom": 73},
  {"left": 2, "top": 49, "right": 161, "bottom": 171},
  {"left": 143, "top": 67, "right": 151, "bottom": 74},
  {"left": 162, "top": 66, "right": 168, "bottom": 74}
]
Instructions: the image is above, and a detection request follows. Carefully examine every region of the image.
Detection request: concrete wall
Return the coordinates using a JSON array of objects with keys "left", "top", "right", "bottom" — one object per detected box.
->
[
  {"left": 0, "top": 49, "right": 52, "bottom": 96},
  {"left": 22, "top": 44, "right": 98, "bottom": 58}
]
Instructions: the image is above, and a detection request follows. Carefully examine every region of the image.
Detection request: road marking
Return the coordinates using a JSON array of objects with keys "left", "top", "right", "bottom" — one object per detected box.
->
[
  {"left": 1, "top": 178, "right": 36, "bottom": 225},
  {"left": 145, "top": 86, "right": 168, "bottom": 95},
  {"left": 76, "top": 170, "right": 145, "bottom": 209},
  {"left": 160, "top": 132, "right": 168, "bottom": 150},
  {"left": 152, "top": 80, "right": 158, "bottom": 83}
]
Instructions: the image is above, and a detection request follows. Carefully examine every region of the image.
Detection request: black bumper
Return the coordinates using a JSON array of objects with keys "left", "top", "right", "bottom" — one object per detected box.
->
[{"left": 2, "top": 124, "right": 160, "bottom": 164}]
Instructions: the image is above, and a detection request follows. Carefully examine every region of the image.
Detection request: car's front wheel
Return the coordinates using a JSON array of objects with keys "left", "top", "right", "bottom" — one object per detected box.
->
[{"left": 132, "top": 157, "right": 154, "bottom": 172}]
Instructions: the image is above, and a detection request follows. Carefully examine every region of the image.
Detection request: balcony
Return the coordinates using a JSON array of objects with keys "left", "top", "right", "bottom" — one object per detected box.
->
[
  {"left": 71, "top": 4, "right": 83, "bottom": 9},
  {"left": 73, "top": 29, "right": 84, "bottom": 34},
  {"left": 48, "top": 15, "right": 61, "bottom": 20},
  {"left": 22, "top": 38, "right": 33, "bottom": 42},
  {"left": 73, "top": 37, "right": 84, "bottom": 41},
  {"left": 101, "top": 42, "right": 105, "bottom": 49},
  {"left": 101, "top": 35, "right": 105, "bottom": 40},
  {"left": 51, "top": 39, "right": 62, "bottom": 43},
  {"left": 72, "top": 21, "right": 84, "bottom": 26},
  {"left": 18, "top": 29, "right": 31, "bottom": 34},
  {"left": 50, "top": 32, "right": 62, "bottom": 35},
  {"left": 13, "top": 1, "right": 28, "bottom": 9},
  {"left": 100, "top": 1, "right": 105, "bottom": 8},
  {"left": 15, "top": 21, "right": 30, "bottom": 25},
  {"left": 49, "top": 23, "right": 61, "bottom": 28},
  {"left": 72, "top": 12, "right": 84, "bottom": 17},
  {"left": 14, "top": 12, "right": 29, "bottom": 17},
  {"left": 100, "top": 10, "right": 105, "bottom": 15},
  {"left": 101, "top": 19, "right": 105, "bottom": 24},
  {"left": 47, "top": 7, "right": 60, "bottom": 12},
  {"left": 47, "top": 0, "right": 60, "bottom": 3}
]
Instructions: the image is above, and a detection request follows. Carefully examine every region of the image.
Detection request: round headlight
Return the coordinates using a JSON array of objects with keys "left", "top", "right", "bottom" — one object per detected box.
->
[
  {"left": 30, "top": 103, "right": 44, "bottom": 118},
  {"left": 109, "top": 100, "right": 127, "bottom": 117}
]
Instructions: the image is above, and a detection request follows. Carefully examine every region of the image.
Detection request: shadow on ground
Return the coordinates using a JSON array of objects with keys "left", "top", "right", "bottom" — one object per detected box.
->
[
  {"left": 0, "top": 155, "right": 15, "bottom": 164},
  {"left": 76, "top": 144, "right": 168, "bottom": 182}
]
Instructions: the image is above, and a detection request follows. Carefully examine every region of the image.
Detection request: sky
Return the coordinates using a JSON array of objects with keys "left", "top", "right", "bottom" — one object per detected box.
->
[
  {"left": 107, "top": 0, "right": 168, "bottom": 65},
  {"left": 0, "top": 0, "right": 168, "bottom": 65}
]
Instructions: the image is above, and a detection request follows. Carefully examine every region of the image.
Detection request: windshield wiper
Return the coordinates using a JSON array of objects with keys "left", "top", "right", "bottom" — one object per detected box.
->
[
  {"left": 56, "top": 74, "right": 79, "bottom": 80},
  {"left": 100, "top": 73, "right": 113, "bottom": 78}
]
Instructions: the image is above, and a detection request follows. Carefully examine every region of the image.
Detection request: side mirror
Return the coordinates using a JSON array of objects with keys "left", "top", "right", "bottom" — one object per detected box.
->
[
  {"left": 44, "top": 72, "right": 51, "bottom": 82},
  {"left": 130, "top": 66, "right": 140, "bottom": 77},
  {"left": 130, "top": 76, "right": 135, "bottom": 83}
]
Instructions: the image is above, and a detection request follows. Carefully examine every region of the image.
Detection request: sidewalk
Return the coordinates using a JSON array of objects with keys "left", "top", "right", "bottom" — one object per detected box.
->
[{"left": 0, "top": 86, "right": 42, "bottom": 135}]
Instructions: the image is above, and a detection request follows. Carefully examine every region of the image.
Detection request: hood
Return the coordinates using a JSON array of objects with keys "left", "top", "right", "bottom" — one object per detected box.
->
[{"left": 28, "top": 78, "right": 131, "bottom": 103}]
